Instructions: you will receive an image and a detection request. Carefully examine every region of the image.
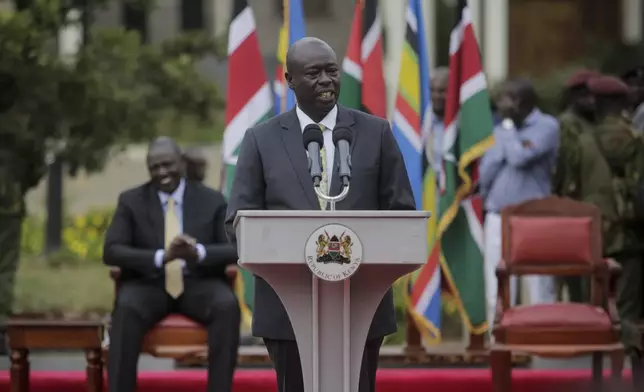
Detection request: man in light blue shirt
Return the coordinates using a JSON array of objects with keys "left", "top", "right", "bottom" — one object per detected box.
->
[{"left": 479, "top": 79, "right": 560, "bottom": 331}]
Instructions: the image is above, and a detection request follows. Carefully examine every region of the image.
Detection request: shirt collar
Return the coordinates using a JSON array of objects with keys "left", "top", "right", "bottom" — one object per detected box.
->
[
  {"left": 522, "top": 108, "right": 542, "bottom": 127},
  {"left": 296, "top": 105, "right": 338, "bottom": 132},
  {"left": 158, "top": 178, "right": 186, "bottom": 206}
]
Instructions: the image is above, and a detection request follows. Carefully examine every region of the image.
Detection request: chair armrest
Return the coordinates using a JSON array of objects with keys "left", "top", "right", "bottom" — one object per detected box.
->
[
  {"left": 495, "top": 259, "right": 508, "bottom": 278},
  {"left": 225, "top": 264, "right": 238, "bottom": 287},
  {"left": 109, "top": 267, "right": 121, "bottom": 296},
  {"left": 109, "top": 267, "right": 121, "bottom": 281},
  {"left": 605, "top": 258, "right": 621, "bottom": 324},
  {"left": 606, "top": 257, "right": 621, "bottom": 277}
]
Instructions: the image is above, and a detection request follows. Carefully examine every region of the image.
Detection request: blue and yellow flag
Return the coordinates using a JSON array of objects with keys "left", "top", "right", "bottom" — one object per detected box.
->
[
  {"left": 274, "top": 0, "right": 307, "bottom": 114},
  {"left": 392, "top": 0, "right": 441, "bottom": 344}
]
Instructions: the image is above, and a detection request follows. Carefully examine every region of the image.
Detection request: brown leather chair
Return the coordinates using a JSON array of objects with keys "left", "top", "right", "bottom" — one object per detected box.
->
[
  {"left": 490, "top": 196, "right": 623, "bottom": 392},
  {"left": 104, "top": 265, "right": 238, "bottom": 361}
]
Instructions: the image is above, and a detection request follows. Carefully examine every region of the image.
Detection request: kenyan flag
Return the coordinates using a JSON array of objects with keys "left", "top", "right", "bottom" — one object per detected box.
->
[
  {"left": 437, "top": 0, "right": 494, "bottom": 335},
  {"left": 221, "top": 0, "right": 273, "bottom": 326},
  {"left": 338, "top": 0, "right": 386, "bottom": 118}
]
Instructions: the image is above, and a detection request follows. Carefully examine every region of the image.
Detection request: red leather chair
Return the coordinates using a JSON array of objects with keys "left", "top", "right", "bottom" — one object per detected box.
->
[
  {"left": 491, "top": 196, "right": 623, "bottom": 392},
  {"left": 105, "top": 265, "right": 238, "bottom": 361}
]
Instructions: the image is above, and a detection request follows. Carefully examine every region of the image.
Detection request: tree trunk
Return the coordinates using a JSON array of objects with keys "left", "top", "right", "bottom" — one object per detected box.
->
[
  {"left": 0, "top": 212, "right": 22, "bottom": 327},
  {"left": 0, "top": 149, "right": 26, "bottom": 328}
]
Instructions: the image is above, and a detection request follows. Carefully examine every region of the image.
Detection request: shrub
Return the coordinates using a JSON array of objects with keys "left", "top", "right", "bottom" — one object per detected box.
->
[{"left": 21, "top": 207, "right": 114, "bottom": 264}]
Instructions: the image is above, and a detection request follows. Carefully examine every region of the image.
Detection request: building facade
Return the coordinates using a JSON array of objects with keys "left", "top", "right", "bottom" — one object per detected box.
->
[{"left": 2, "top": 0, "right": 643, "bottom": 113}]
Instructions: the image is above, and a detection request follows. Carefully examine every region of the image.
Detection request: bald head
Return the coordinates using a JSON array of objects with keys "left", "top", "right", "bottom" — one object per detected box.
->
[
  {"left": 148, "top": 136, "right": 181, "bottom": 156},
  {"left": 431, "top": 67, "right": 449, "bottom": 117},
  {"left": 284, "top": 37, "right": 341, "bottom": 122},
  {"left": 285, "top": 37, "right": 336, "bottom": 74},
  {"left": 147, "top": 136, "right": 183, "bottom": 193},
  {"left": 432, "top": 67, "right": 449, "bottom": 83}
]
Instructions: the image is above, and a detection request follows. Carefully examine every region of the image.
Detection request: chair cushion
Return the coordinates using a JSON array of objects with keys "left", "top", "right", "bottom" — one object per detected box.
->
[
  {"left": 154, "top": 315, "right": 203, "bottom": 329},
  {"left": 499, "top": 303, "right": 611, "bottom": 329},
  {"left": 508, "top": 216, "right": 593, "bottom": 264}
]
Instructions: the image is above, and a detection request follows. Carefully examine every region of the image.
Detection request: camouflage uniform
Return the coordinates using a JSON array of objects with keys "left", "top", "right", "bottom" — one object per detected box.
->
[
  {"left": 592, "top": 115, "right": 644, "bottom": 356},
  {"left": 556, "top": 109, "right": 644, "bottom": 355},
  {"left": 552, "top": 110, "right": 594, "bottom": 302}
]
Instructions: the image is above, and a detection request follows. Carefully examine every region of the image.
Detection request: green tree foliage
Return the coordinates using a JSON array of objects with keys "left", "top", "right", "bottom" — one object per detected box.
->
[
  {"left": 0, "top": 0, "right": 224, "bottom": 319},
  {"left": 0, "top": 0, "right": 224, "bottom": 191}
]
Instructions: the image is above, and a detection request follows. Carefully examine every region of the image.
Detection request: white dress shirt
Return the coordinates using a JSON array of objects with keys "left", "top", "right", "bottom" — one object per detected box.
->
[
  {"left": 296, "top": 104, "right": 337, "bottom": 185},
  {"left": 153, "top": 178, "right": 206, "bottom": 269}
]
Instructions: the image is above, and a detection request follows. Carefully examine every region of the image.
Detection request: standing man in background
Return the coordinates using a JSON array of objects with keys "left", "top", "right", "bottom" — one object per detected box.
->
[
  {"left": 429, "top": 67, "right": 448, "bottom": 187},
  {"left": 183, "top": 146, "right": 208, "bottom": 183},
  {"left": 587, "top": 76, "right": 644, "bottom": 388},
  {"left": 479, "top": 79, "right": 560, "bottom": 332},
  {"left": 225, "top": 37, "right": 415, "bottom": 392},
  {"left": 552, "top": 69, "right": 600, "bottom": 303}
]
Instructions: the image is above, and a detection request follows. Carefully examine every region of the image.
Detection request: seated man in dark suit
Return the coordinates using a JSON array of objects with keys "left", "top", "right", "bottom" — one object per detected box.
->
[{"left": 103, "top": 137, "right": 240, "bottom": 392}]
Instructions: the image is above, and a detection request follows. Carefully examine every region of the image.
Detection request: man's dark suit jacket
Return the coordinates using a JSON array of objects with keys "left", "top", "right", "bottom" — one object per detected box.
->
[
  {"left": 104, "top": 180, "right": 237, "bottom": 283},
  {"left": 225, "top": 105, "right": 416, "bottom": 341}
]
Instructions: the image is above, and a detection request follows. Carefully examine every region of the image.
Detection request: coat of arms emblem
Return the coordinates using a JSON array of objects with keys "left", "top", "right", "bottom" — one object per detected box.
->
[
  {"left": 316, "top": 232, "right": 353, "bottom": 264},
  {"left": 305, "top": 224, "right": 363, "bottom": 282}
]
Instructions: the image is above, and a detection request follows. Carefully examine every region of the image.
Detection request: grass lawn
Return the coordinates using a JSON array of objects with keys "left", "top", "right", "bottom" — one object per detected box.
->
[{"left": 13, "top": 257, "right": 113, "bottom": 318}]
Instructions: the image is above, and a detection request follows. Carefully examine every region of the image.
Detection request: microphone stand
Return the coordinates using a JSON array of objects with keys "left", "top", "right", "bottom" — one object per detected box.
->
[
  {"left": 311, "top": 177, "right": 351, "bottom": 392},
  {"left": 314, "top": 183, "right": 350, "bottom": 211}
]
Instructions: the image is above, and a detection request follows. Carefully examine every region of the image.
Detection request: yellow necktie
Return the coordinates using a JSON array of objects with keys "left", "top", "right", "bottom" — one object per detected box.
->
[
  {"left": 318, "top": 124, "right": 328, "bottom": 210},
  {"left": 164, "top": 198, "right": 184, "bottom": 298}
]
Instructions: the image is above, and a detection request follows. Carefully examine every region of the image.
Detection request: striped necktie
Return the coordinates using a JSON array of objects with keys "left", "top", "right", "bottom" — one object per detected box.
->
[{"left": 318, "top": 123, "right": 328, "bottom": 210}]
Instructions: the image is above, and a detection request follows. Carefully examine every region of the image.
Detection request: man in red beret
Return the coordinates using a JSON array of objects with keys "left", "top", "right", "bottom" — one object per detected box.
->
[
  {"left": 588, "top": 74, "right": 644, "bottom": 388},
  {"left": 552, "top": 69, "right": 601, "bottom": 304}
]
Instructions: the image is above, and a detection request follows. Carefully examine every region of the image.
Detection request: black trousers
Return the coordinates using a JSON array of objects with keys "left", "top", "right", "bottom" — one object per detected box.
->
[
  {"left": 108, "top": 277, "right": 240, "bottom": 392},
  {"left": 264, "top": 337, "right": 383, "bottom": 392}
]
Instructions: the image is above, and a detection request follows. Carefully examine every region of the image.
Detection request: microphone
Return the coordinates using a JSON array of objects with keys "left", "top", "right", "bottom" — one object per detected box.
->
[
  {"left": 302, "top": 124, "right": 325, "bottom": 187},
  {"left": 332, "top": 127, "right": 353, "bottom": 187}
]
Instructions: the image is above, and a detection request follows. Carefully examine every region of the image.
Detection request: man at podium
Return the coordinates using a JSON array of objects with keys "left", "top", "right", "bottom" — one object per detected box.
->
[{"left": 225, "top": 37, "right": 415, "bottom": 392}]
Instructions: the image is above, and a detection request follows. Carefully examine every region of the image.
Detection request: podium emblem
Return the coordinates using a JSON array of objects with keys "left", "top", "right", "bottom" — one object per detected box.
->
[{"left": 304, "top": 224, "right": 363, "bottom": 281}]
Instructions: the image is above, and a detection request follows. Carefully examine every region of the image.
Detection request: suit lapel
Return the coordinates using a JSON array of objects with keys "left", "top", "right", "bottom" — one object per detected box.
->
[
  {"left": 280, "top": 109, "right": 319, "bottom": 209},
  {"left": 329, "top": 105, "right": 356, "bottom": 199},
  {"left": 146, "top": 184, "right": 165, "bottom": 247}
]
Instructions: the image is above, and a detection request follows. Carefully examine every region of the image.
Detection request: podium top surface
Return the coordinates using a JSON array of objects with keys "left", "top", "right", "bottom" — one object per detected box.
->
[
  {"left": 235, "top": 209, "right": 429, "bottom": 265},
  {"left": 233, "top": 210, "right": 430, "bottom": 228}
]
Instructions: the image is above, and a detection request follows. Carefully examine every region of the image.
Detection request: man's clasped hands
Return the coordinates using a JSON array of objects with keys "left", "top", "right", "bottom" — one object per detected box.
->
[{"left": 163, "top": 234, "right": 199, "bottom": 264}]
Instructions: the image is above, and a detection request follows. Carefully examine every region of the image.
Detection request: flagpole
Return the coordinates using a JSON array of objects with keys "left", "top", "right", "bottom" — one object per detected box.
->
[{"left": 281, "top": 0, "right": 290, "bottom": 113}]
